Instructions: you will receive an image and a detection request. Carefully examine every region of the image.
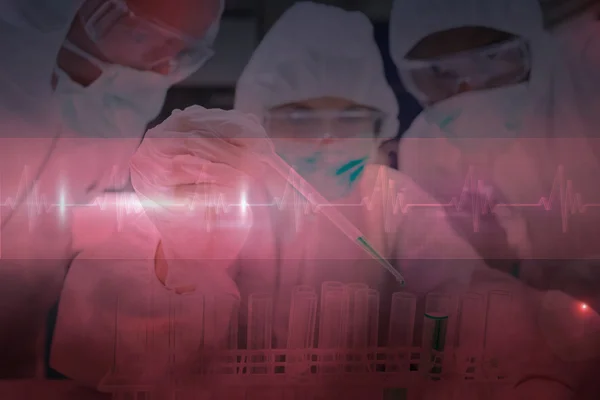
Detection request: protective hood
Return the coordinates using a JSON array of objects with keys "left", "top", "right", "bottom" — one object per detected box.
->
[{"left": 235, "top": 1, "right": 399, "bottom": 141}]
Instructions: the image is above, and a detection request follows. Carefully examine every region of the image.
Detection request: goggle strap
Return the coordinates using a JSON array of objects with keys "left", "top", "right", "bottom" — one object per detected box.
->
[
  {"left": 85, "top": 0, "right": 128, "bottom": 41},
  {"left": 61, "top": 40, "right": 108, "bottom": 70}
]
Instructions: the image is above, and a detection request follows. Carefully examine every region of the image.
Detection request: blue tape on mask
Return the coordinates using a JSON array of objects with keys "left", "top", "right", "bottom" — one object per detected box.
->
[{"left": 279, "top": 152, "right": 369, "bottom": 199}]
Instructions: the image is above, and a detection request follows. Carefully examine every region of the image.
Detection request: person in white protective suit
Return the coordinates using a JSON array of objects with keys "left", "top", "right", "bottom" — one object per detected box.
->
[
  {"left": 230, "top": 1, "right": 487, "bottom": 348},
  {"left": 50, "top": 109, "right": 255, "bottom": 390},
  {"left": 389, "top": 0, "right": 600, "bottom": 397},
  {"left": 0, "top": 0, "right": 224, "bottom": 378}
]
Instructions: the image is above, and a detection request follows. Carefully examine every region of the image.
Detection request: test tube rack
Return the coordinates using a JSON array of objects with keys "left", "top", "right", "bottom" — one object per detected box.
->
[{"left": 99, "top": 282, "right": 518, "bottom": 399}]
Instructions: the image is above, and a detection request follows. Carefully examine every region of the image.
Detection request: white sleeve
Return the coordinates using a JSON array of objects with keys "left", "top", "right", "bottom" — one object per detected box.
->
[
  {"left": 50, "top": 256, "right": 122, "bottom": 388},
  {"left": 50, "top": 220, "right": 162, "bottom": 389},
  {"left": 394, "top": 178, "right": 483, "bottom": 294},
  {"left": 51, "top": 221, "right": 242, "bottom": 389}
]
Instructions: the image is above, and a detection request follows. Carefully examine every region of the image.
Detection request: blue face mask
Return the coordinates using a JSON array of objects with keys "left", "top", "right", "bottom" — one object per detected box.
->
[
  {"left": 275, "top": 140, "right": 372, "bottom": 200},
  {"left": 424, "top": 83, "right": 530, "bottom": 140}
]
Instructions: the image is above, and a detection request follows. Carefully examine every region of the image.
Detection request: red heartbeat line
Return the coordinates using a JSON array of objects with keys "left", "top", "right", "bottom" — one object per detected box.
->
[
  {"left": 359, "top": 165, "right": 600, "bottom": 233},
  {"left": 2, "top": 165, "right": 599, "bottom": 233},
  {"left": 0, "top": 166, "right": 139, "bottom": 230}
]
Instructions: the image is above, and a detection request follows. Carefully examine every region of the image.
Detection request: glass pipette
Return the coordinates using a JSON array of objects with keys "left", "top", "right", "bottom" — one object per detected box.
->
[
  {"left": 185, "top": 123, "right": 405, "bottom": 285},
  {"left": 262, "top": 153, "right": 405, "bottom": 285}
]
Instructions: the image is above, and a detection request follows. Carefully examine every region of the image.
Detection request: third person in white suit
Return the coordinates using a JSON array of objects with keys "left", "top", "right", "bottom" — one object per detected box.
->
[{"left": 389, "top": 0, "right": 600, "bottom": 397}]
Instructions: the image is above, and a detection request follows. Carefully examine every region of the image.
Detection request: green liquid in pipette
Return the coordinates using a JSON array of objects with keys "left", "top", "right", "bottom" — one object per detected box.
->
[{"left": 356, "top": 236, "right": 405, "bottom": 285}]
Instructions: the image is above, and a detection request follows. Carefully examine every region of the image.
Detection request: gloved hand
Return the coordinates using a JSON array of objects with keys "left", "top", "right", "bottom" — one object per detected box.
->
[
  {"left": 433, "top": 180, "right": 531, "bottom": 277},
  {"left": 517, "top": 258, "right": 600, "bottom": 308},
  {"left": 130, "top": 106, "right": 271, "bottom": 289},
  {"left": 537, "top": 287, "right": 600, "bottom": 363},
  {"left": 131, "top": 106, "right": 270, "bottom": 196}
]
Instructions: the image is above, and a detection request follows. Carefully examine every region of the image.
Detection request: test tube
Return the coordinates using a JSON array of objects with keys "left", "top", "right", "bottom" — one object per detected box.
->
[
  {"left": 421, "top": 293, "right": 452, "bottom": 380},
  {"left": 346, "top": 283, "right": 370, "bottom": 349},
  {"left": 455, "top": 293, "right": 486, "bottom": 379},
  {"left": 203, "top": 294, "right": 240, "bottom": 351},
  {"left": 174, "top": 293, "right": 239, "bottom": 380},
  {"left": 388, "top": 293, "right": 417, "bottom": 348},
  {"left": 170, "top": 292, "right": 205, "bottom": 368},
  {"left": 213, "top": 295, "right": 240, "bottom": 376},
  {"left": 483, "top": 290, "right": 512, "bottom": 380},
  {"left": 344, "top": 285, "right": 370, "bottom": 373},
  {"left": 247, "top": 293, "right": 274, "bottom": 350},
  {"left": 247, "top": 293, "right": 273, "bottom": 375},
  {"left": 318, "top": 282, "right": 349, "bottom": 374},
  {"left": 287, "top": 286, "right": 318, "bottom": 349},
  {"left": 286, "top": 286, "right": 317, "bottom": 377},
  {"left": 367, "top": 289, "right": 380, "bottom": 348},
  {"left": 348, "top": 287, "right": 381, "bottom": 349},
  {"left": 147, "top": 286, "right": 174, "bottom": 379},
  {"left": 112, "top": 292, "right": 150, "bottom": 379},
  {"left": 318, "top": 282, "right": 349, "bottom": 349},
  {"left": 225, "top": 296, "right": 241, "bottom": 351}
]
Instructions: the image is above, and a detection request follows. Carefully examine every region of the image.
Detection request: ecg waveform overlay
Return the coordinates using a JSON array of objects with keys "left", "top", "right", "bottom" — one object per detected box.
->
[{"left": 1, "top": 164, "right": 599, "bottom": 234}]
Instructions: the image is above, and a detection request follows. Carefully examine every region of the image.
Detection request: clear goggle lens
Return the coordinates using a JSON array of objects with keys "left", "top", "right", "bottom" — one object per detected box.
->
[
  {"left": 80, "top": 0, "right": 214, "bottom": 75},
  {"left": 264, "top": 109, "right": 385, "bottom": 139},
  {"left": 398, "top": 38, "right": 531, "bottom": 105}
]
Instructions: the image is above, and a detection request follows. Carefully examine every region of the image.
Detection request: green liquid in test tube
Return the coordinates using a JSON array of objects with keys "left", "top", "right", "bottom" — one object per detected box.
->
[
  {"left": 421, "top": 293, "right": 452, "bottom": 380},
  {"left": 423, "top": 313, "right": 448, "bottom": 379}
]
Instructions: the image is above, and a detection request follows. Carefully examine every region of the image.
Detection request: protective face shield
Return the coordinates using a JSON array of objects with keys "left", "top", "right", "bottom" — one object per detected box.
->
[
  {"left": 264, "top": 108, "right": 383, "bottom": 200},
  {"left": 77, "top": 0, "right": 215, "bottom": 76},
  {"left": 397, "top": 37, "right": 531, "bottom": 106}
]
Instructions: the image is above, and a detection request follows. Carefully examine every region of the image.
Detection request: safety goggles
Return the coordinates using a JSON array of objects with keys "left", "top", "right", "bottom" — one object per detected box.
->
[
  {"left": 264, "top": 109, "right": 385, "bottom": 139},
  {"left": 78, "top": 0, "right": 214, "bottom": 76},
  {"left": 397, "top": 38, "right": 531, "bottom": 105}
]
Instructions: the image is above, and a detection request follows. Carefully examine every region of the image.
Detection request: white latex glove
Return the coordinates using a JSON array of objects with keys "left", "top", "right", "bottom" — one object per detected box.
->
[
  {"left": 517, "top": 257, "right": 600, "bottom": 311},
  {"left": 130, "top": 106, "right": 271, "bottom": 289},
  {"left": 537, "top": 288, "right": 600, "bottom": 363},
  {"left": 434, "top": 180, "right": 531, "bottom": 280}
]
